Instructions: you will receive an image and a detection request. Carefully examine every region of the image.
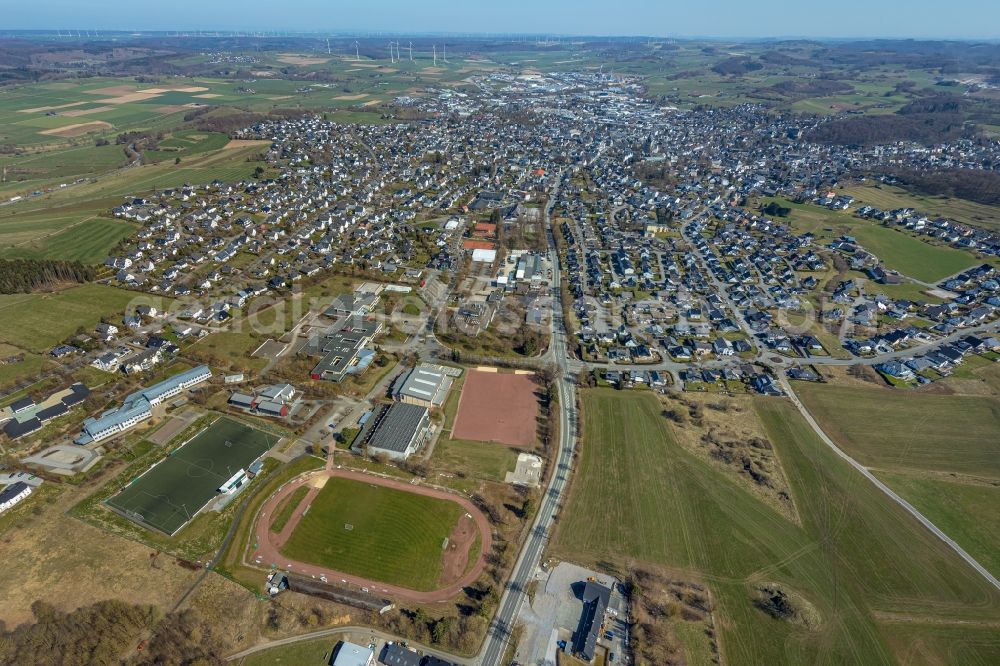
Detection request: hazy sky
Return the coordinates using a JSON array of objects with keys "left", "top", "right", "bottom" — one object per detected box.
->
[{"left": 7, "top": 0, "right": 1000, "bottom": 40}]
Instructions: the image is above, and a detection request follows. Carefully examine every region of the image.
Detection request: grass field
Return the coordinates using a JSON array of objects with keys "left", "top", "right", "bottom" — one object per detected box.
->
[
  {"left": 1, "top": 217, "right": 134, "bottom": 263},
  {"left": 844, "top": 183, "right": 1000, "bottom": 234},
  {"left": 795, "top": 383, "right": 1000, "bottom": 478},
  {"left": 763, "top": 197, "right": 981, "bottom": 282},
  {"left": 0, "top": 283, "right": 146, "bottom": 352},
  {"left": 269, "top": 485, "right": 309, "bottom": 533},
  {"left": 875, "top": 471, "right": 1000, "bottom": 577},
  {"left": 280, "top": 476, "right": 463, "bottom": 591},
  {"left": 0, "top": 352, "right": 49, "bottom": 390},
  {"left": 429, "top": 438, "right": 519, "bottom": 483},
  {"left": 795, "top": 381, "right": 1000, "bottom": 578},
  {"left": 550, "top": 389, "right": 1000, "bottom": 664},
  {"left": 238, "top": 635, "right": 344, "bottom": 666},
  {"left": 106, "top": 417, "right": 278, "bottom": 535}
]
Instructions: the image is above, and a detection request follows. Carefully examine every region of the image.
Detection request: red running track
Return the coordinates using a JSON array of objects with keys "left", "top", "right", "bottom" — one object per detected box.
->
[{"left": 249, "top": 468, "right": 492, "bottom": 603}]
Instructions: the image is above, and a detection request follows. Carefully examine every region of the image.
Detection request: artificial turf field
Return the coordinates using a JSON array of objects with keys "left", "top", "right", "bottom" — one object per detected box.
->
[
  {"left": 550, "top": 389, "right": 1000, "bottom": 665},
  {"left": 279, "top": 476, "right": 463, "bottom": 591},
  {"left": 106, "top": 417, "right": 278, "bottom": 535}
]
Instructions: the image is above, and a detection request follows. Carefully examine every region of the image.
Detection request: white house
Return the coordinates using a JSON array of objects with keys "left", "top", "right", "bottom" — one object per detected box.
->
[{"left": 0, "top": 482, "right": 32, "bottom": 512}]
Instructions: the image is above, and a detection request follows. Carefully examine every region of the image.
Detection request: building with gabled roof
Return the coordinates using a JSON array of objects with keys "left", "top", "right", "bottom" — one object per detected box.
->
[{"left": 76, "top": 365, "right": 210, "bottom": 444}]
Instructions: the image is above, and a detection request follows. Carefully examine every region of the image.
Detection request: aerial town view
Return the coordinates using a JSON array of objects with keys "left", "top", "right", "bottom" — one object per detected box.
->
[{"left": 1, "top": 1, "right": 999, "bottom": 664}]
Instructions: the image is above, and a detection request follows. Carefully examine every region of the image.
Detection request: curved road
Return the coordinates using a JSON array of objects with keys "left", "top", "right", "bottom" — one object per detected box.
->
[
  {"left": 225, "top": 171, "right": 1000, "bottom": 663},
  {"left": 779, "top": 375, "right": 1000, "bottom": 592}
]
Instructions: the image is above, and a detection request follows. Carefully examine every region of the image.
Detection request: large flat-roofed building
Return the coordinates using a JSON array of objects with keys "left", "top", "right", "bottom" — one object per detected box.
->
[
  {"left": 309, "top": 319, "right": 382, "bottom": 382},
  {"left": 357, "top": 402, "right": 429, "bottom": 460},
  {"left": 76, "top": 365, "right": 211, "bottom": 445},
  {"left": 391, "top": 364, "right": 454, "bottom": 408},
  {"left": 323, "top": 291, "right": 381, "bottom": 318}
]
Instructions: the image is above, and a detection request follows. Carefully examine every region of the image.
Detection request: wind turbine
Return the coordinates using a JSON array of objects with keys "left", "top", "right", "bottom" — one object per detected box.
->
[
  {"left": 353, "top": 40, "right": 360, "bottom": 61},
  {"left": 442, "top": 43, "right": 449, "bottom": 64},
  {"left": 326, "top": 38, "right": 331, "bottom": 55},
  {"left": 388, "top": 41, "right": 395, "bottom": 63},
  {"left": 433, "top": 44, "right": 437, "bottom": 66},
  {"left": 407, "top": 41, "right": 413, "bottom": 61}
]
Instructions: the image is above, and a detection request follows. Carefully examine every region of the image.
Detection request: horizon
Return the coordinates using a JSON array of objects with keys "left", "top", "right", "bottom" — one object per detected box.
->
[
  {"left": 4, "top": 1, "right": 1000, "bottom": 41},
  {"left": 4, "top": 29, "right": 1000, "bottom": 44}
]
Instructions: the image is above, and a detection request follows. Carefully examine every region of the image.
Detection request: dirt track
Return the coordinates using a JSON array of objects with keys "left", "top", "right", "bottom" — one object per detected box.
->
[{"left": 250, "top": 468, "right": 492, "bottom": 603}]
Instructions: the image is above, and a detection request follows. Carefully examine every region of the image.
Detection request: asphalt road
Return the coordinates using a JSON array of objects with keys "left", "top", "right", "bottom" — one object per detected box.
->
[
  {"left": 479, "top": 174, "right": 576, "bottom": 666},
  {"left": 779, "top": 374, "right": 1000, "bottom": 592},
  {"left": 225, "top": 625, "right": 473, "bottom": 664}
]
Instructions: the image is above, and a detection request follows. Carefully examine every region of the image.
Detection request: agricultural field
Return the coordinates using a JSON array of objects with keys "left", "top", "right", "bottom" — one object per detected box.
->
[
  {"left": 0, "top": 137, "right": 277, "bottom": 264},
  {"left": 142, "top": 129, "right": 231, "bottom": 163},
  {"left": 0, "top": 142, "right": 128, "bottom": 196},
  {"left": 1, "top": 217, "right": 134, "bottom": 264},
  {"left": 795, "top": 382, "right": 1000, "bottom": 478},
  {"left": 763, "top": 197, "right": 982, "bottom": 282},
  {"left": 844, "top": 183, "right": 1000, "bottom": 234},
  {"left": 279, "top": 475, "right": 464, "bottom": 591},
  {"left": 795, "top": 380, "right": 1000, "bottom": 577},
  {"left": 0, "top": 283, "right": 147, "bottom": 352},
  {"left": 550, "top": 389, "right": 1000, "bottom": 665}
]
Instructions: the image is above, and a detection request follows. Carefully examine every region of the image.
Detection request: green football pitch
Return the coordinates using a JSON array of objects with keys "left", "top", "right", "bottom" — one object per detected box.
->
[
  {"left": 106, "top": 417, "right": 278, "bottom": 535},
  {"left": 280, "top": 476, "right": 463, "bottom": 591}
]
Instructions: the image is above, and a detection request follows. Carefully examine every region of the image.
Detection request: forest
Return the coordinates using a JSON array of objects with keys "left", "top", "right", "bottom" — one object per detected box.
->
[
  {"left": 891, "top": 167, "right": 1000, "bottom": 206},
  {"left": 0, "top": 259, "right": 95, "bottom": 294}
]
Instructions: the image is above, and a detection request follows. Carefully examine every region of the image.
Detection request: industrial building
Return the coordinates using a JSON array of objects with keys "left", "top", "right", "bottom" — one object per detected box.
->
[
  {"left": 357, "top": 402, "right": 429, "bottom": 460},
  {"left": 75, "top": 365, "right": 211, "bottom": 445},
  {"left": 391, "top": 364, "right": 454, "bottom": 408}
]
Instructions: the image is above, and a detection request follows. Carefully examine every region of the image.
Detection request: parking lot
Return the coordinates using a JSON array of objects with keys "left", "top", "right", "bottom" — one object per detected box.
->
[{"left": 515, "top": 561, "right": 631, "bottom": 666}]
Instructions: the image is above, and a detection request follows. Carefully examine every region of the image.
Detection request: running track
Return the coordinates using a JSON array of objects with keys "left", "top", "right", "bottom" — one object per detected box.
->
[{"left": 249, "top": 468, "right": 493, "bottom": 603}]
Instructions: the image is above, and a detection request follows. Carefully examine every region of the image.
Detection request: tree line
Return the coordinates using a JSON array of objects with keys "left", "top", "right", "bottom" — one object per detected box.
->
[
  {"left": 890, "top": 168, "right": 1000, "bottom": 207},
  {"left": 0, "top": 258, "right": 95, "bottom": 294}
]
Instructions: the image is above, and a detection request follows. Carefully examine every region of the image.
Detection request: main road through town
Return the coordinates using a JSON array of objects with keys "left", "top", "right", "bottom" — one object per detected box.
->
[{"left": 478, "top": 173, "right": 577, "bottom": 666}]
